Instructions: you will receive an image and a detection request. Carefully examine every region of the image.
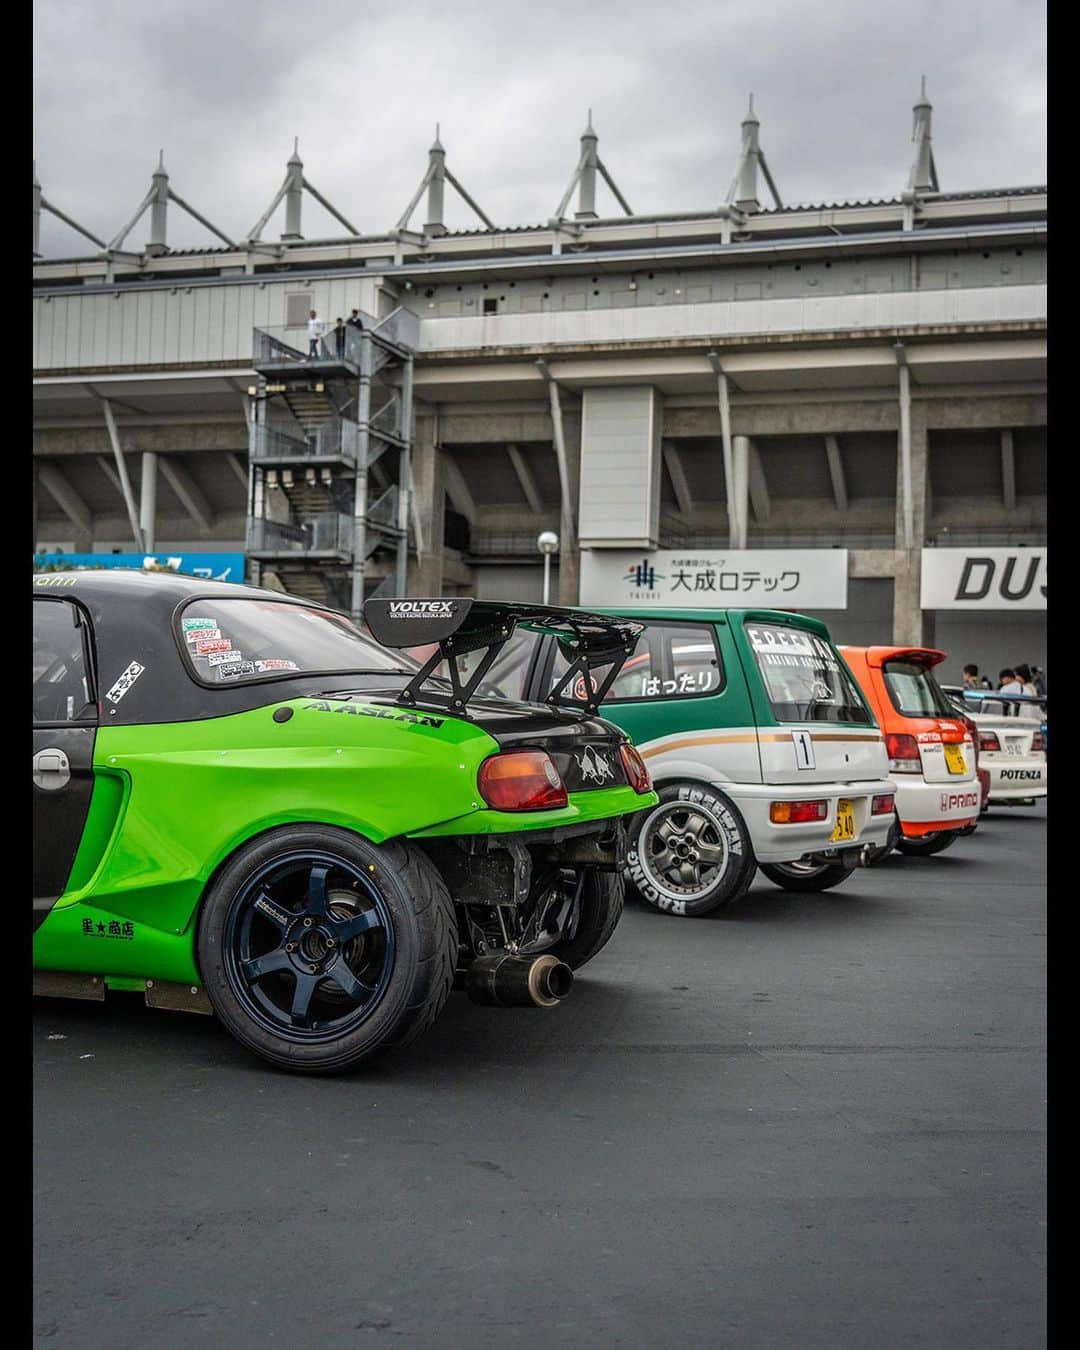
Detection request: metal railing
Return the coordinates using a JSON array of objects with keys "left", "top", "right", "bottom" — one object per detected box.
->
[
  {"left": 254, "top": 418, "right": 359, "bottom": 463},
  {"left": 249, "top": 513, "right": 354, "bottom": 554},
  {"left": 253, "top": 306, "right": 417, "bottom": 369}
]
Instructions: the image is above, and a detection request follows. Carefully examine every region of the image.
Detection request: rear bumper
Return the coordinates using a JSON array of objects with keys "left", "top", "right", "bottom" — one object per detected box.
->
[
  {"left": 892, "top": 774, "right": 980, "bottom": 837},
  {"left": 984, "top": 758, "right": 1047, "bottom": 802},
  {"left": 723, "top": 780, "right": 895, "bottom": 863}
]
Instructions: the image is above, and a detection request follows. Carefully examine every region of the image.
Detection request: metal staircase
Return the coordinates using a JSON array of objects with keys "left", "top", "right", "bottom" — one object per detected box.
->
[{"left": 247, "top": 308, "right": 419, "bottom": 617}]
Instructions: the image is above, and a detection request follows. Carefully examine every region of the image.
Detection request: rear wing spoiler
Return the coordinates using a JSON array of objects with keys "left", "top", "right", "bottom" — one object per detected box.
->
[{"left": 364, "top": 598, "right": 643, "bottom": 716}]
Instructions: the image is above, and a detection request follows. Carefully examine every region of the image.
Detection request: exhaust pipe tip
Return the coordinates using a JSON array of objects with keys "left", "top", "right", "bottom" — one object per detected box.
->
[{"left": 466, "top": 952, "right": 574, "bottom": 1008}]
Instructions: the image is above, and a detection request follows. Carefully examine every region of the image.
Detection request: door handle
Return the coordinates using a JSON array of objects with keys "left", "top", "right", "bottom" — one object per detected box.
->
[{"left": 33, "top": 748, "right": 71, "bottom": 790}]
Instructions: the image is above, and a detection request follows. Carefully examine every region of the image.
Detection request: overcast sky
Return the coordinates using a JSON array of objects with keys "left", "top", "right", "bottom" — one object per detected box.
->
[{"left": 34, "top": 0, "right": 1045, "bottom": 255}]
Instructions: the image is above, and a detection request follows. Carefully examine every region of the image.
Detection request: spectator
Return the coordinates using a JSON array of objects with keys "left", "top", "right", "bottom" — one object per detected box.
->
[
  {"left": 307, "top": 309, "right": 325, "bottom": 359},
  {"left": 962, "top": 663, "right": 981, "bottom": 689},
  {"left": 346, "top": 307, "right": 364, "bottom": 331},
  {"left": 332, "top": 317, "right": 346, "bottom": 359},
  {"left": 998, "top": 668, "right": 1022, "bottom": 694},
  {"left": 1032, "top": 665, "right": 1047, "bottom": 697},
  {"left": 1014, "top": 663, "right": 1037, "bottom": 697}
]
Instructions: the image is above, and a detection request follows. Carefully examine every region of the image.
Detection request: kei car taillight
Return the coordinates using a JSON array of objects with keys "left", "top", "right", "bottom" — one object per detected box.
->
[
  {"left": 1031, "top": 731, "right": 1045, "bottom": 752},
  {"left": 885, "top": 732, "right": 922, "bottom": 773},
  {"left": 619, "top": 744, "right": 653, "bottom": 794},
  {"left": 477, "top": 750, "right": 568, "bottom": 812},
  {"left": 769, "top": 800, "right": 828, "bottom": 824},
  {"left": 978, "top": 730, "right": 1002, "bottom": 753},
  {"left": 871, "top": 794, "right": 896, "bottom": 815}
]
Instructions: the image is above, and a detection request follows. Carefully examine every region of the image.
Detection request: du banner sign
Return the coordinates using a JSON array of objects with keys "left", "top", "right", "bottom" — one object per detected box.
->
[
  {"left": 580, "top": 549, "right": 849, "bottom": 609},
  {"left": 920, "top": 547, "right": 1046, "bottom": 610}
]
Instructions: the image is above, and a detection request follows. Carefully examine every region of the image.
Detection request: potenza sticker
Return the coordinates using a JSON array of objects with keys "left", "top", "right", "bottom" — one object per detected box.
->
[
  {"left": 105, "top": 661, "right": 145, "bottom": 705},
  {"left": 388, "top": 600, "right": 454, "bottom": 619},
  {"left": 195, "top": 637, "right": 232, "bottom": 655}
]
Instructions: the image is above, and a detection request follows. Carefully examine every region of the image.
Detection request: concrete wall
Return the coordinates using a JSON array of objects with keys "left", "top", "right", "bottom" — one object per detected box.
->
[
  {"left": 579, "top": 387, "right": 662, "bottom": 547},
  {"left": 929, "top": 611, "right": 1047, "bottom": 686}
]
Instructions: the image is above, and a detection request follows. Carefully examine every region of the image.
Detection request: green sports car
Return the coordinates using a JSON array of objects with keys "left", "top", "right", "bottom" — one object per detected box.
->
[{"left": 32, "top": 572, "right": 656, "bottom": 1073}]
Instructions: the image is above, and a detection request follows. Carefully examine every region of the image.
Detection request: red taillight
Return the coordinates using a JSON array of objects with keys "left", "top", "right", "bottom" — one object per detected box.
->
[
  {"left": 770, "top": 800, "right": 828, "bottom": 824},
  {"left": 1031, "top": 731, "right": 1044, "bottom": 752},
  {"left": 619, "top": 744, "right": 652, "bottom": 794},
  {"left": 978, "top": 730, "right": 1002, "bottom": 753},
  {"left": 885, "top": 732, "right": 921, "bottom": 773},
  {"left": 871, "top": 793, "right": 895, "bottom": 815},
  {"left": 478, "top": 751, "right": 568, "bottom": 812}
]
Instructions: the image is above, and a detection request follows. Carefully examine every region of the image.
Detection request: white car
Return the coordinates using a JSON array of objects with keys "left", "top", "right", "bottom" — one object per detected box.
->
[{"left": 943, "top": 687, "right": 1047, "bottom": 807}]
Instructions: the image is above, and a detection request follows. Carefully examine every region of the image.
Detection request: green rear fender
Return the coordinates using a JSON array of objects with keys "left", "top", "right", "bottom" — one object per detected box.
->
[{"left": 64, "top": 697, "right": 500, "bottom": 940}]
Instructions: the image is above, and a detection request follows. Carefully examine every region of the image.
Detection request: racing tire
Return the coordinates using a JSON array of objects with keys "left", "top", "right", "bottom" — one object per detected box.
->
[
  {"left": 547, "top": 870, "right": 625, "bottom": 970},
  {"left": 896, "top": 829, "right": 960, "bottom": 857},
  {"left": 758, "top": 860, "right": 853, "bottom": 893},
  {"left": 627, "top": 782, "right": 756, "bottom": 917},
  {"left": 197, "top": 825, "right": 457, "bottom": 1074}
]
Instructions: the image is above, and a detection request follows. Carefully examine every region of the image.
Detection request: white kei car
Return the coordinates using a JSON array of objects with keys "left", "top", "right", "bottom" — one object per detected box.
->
[{"left": 943, "top": 687, "right": 1047, "bottom": 808}]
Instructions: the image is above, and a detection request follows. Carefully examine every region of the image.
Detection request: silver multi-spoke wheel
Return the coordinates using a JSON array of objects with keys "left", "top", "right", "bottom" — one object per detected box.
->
[
  {"left": 641, "top": 801, "right": 730, "bottom": 898},
  {"left": 628, "top": 783, "right": 756, "bottom": 916}
]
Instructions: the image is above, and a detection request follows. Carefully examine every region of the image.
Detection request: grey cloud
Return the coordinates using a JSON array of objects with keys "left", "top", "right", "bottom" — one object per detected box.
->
[{"left": 34, "top": 0, "right": 1045, "bottom": 254}]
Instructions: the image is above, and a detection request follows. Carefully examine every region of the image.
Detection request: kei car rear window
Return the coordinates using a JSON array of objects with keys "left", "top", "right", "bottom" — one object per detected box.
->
[
  {"left": 744, "top": 621, "right": 870, "bottom": 724},
  {"left": 550, "top": 621, "right": 724, "bottom": 704},
  {"left": 883, "top": 660, "right": 955, "bottom": 717},
  {"left": 177, "top": 599, "right": 416, "bottom": 685}
]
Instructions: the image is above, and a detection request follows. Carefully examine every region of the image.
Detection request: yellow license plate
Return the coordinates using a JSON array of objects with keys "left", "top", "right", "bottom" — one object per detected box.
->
[
  {"left": 944, "top": 744, "right": 967, "bottom": 775},
  {"left": 830, "top": 799, "right": 855, "bottom": 843}
]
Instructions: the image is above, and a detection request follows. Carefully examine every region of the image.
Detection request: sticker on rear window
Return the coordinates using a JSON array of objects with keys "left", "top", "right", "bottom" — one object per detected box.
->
[
  {"left": 185, "top": 626, "right": 221, "bottom": 643},
  {"left": 208, "top": 650, "right": 244, "bottom": 667},
  {"left": 194, "top": 637, "right": 233, "bottom": 655},
  {"left": 218, "top": 661, "right": 257, "bottom": 679},
  {"left": 255, "top": 659, "right": 300, "bottom": 673},
  {"left": 182, "top": 616, "right": 217, "bottom": 632}
]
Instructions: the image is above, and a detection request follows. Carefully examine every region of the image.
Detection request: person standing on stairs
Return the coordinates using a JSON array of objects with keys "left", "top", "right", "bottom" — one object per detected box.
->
[{"left": 307, "top": 309, "right": 325, "bottom": 359}]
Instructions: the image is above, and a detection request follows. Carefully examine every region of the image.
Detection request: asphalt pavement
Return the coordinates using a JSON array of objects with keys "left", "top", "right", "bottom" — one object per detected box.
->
[{"left": 33, "top": 805, "right": 1046, "bottom": 1350}]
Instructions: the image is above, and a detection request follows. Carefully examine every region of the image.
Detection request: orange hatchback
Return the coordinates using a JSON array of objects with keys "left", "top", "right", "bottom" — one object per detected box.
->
[{"left": 839, "top": 646, "right": 980, "bottom": 858}]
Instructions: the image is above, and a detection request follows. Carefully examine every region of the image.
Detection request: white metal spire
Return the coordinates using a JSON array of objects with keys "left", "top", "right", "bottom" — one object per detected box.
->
[
  {"left": 725, "top": 95, "right": 783, "bottom": 212},
  {"left": 554, "top": 111, "right": 633, "bottom": 221},
  {"left": 396, "top": 127, "right": 494, "bottom": 236},
  {"left": 107, "top": 152, "right": 235, "bottom": 254},
  {"left": 246, "top": 139, "right": 359, "bottom": 244},
  {"left": 907, "top": 76, "right": 940, "bottom": 193}
]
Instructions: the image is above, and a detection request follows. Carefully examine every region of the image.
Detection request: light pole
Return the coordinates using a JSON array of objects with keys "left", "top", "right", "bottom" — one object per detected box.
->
[{"left": 537, "top": 530, "right": 559, "bottom": 605}]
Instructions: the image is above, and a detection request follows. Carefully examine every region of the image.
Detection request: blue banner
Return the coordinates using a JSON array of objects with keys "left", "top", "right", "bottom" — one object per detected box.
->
[{"left": 33, "top": 552, "right": 246, "bottom": 583}]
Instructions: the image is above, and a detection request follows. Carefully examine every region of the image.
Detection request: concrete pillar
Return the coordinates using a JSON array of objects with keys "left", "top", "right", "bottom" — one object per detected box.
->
[
  {"left": 731, "top": 434, "right": 751, "bottom": 548},
  {"left": 892, "top": 400, "right": 929, "bottom": 644},
  {"left": 409, "top": 414, "right": 445, "bottom": 594},
  {"left": 139, "top": 451, "right": 157, "bottom": 553},
  {"left": 558, "top": 409, "right": 581, "bottom": 606}
]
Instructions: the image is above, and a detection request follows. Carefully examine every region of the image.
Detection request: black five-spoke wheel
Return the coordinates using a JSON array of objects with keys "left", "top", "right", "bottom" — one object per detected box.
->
[
  {"left": 198, "top": 826, "right": 458, "bottom": 1073},
  {"left": 223, "top": 852, "right": 395, "bottom": 1042}
]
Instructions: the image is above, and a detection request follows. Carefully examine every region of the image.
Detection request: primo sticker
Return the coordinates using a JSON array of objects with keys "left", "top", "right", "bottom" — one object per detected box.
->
[{"left": 105, "top": 661, "right": 145, "bottom": 705}]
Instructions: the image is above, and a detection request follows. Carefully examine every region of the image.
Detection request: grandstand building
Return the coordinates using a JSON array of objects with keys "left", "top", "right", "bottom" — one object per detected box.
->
[{"left": 32, "top": 83, "right": 1046, "bottom": 678}]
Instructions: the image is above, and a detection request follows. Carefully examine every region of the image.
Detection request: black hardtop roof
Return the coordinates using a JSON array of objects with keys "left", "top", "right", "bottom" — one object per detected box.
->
[{"left": 33, "top": 569, "right": 324, "bottom": 609}]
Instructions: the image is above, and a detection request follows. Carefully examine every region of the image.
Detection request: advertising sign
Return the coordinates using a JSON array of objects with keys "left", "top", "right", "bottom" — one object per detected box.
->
[
  {"left": 580, "top": 549, "right": 849, "bottom": 609},
  {"left": 920, "top": 548, "right": 1046, "bottom": 610},
  {"left": 32, "top": 552, "right": 246, "bottom": 583}
]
